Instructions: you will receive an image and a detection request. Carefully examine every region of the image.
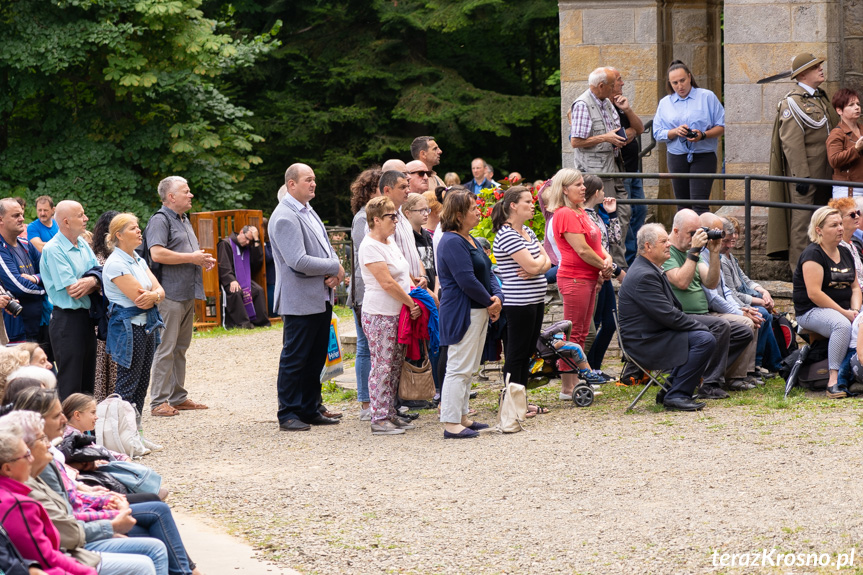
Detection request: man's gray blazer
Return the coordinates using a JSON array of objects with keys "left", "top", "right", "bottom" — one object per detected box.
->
[{"left": 269, "top": 195, "right": 341, "bottom": 316}]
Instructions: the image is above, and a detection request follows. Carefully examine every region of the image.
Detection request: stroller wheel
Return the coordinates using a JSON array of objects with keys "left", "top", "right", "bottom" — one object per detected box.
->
[{"left": 572, "top": 386, "right": 594, "bottom": 407}]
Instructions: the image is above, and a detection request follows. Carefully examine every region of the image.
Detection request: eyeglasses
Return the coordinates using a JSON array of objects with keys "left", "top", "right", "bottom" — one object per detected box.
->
[
  {"left": 847, "top": 210, "right": 861, "bottom": 218},
  {"left": 408, "top": 170, "right": 432, "bottom": 178},
  {"left": 381, "top": 213, "right": 399, "bottom": 222},
  {"left": 408, "top": 208, "right": 432, "bottom": 215},
  {"left": 33, "top": 435, "right": 50, "bottom": 447},
  {"left": 4, "top": 449, "right": 32, "bottom": 464}
]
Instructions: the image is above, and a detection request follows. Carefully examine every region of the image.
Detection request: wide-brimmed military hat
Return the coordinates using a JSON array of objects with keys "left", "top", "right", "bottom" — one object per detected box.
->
[{"left": 790, "top": 53, "right": 825, "bottom": 79}]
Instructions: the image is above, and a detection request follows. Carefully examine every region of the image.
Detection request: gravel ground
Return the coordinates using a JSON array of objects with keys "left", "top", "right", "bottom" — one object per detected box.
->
[{"left": 144, "top": 327, "right": 863, "bottom": 575}]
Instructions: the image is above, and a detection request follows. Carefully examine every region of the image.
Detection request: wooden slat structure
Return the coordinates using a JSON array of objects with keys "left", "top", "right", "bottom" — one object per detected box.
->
[{"left": 189, "top": 209, "right": 269, "bottom": 330}]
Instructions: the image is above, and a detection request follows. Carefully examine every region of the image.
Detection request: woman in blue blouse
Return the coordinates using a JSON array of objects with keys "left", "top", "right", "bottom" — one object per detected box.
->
[
  {"left": 437, "top": 190, "right": 502, "bottom": 439},
  {"left": 653, "top": 60, "right": 725, "bottom": 214},
  {"left": 103, "top": 213, "right": 165, "bottom": 447}
]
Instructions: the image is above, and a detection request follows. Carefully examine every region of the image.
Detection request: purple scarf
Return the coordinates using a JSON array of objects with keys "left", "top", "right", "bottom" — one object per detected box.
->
[{"left": 230, "top": 237, "right": 256, "bottom": 321}]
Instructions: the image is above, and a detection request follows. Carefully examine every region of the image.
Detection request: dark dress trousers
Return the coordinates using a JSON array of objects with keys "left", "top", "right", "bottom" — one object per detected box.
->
[{"left": 618, "top": 255, "right": 715, "bottom": 400}]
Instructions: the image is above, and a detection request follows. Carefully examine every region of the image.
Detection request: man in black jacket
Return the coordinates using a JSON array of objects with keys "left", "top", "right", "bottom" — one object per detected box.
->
[{"left": 618, "top": 223, "right": 715, "bottom": 411}]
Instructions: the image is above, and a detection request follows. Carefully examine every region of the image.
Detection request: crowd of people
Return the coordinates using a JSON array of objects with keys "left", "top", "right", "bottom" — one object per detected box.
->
[{"left": 4, "top": 44, "right": 863, "bottom": 571}]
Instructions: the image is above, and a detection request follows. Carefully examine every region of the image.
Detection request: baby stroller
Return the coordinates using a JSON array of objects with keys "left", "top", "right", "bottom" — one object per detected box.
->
[{"left": 530, "top": 320, "right": 594, "bottom": 407}]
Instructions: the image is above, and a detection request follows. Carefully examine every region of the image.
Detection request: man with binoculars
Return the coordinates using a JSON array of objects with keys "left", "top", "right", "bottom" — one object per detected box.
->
[{"left": 663, "top": 209, "right": 756, "bottom": 399}]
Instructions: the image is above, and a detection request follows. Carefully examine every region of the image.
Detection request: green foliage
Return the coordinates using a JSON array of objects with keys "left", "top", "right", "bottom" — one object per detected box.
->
[
  {"left": 207, "top": 0, "right": 561, "bottom": 224},
  {"left": 0, "top": 0, "right": 278, "bottom": 219}
]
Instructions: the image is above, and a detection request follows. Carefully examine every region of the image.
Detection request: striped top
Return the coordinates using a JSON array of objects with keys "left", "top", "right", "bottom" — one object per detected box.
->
[{"left": 493, "top": 225, "right": 548, "bottom": 305}]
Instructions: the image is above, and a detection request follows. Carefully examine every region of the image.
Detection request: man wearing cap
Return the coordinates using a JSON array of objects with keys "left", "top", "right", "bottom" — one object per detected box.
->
[{"left": 768, "top": 53, "right": 841, "bottom": 271}]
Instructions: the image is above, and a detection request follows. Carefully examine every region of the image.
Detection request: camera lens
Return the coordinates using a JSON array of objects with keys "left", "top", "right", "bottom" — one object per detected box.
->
[{"left": 6, "top": 299, "right": 22, "bottom": 317}]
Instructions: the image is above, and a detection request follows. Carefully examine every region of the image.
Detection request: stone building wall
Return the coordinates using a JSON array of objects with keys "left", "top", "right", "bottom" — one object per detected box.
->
[{"left": 560, "top": 0, "right": 846, "bottom": 279}]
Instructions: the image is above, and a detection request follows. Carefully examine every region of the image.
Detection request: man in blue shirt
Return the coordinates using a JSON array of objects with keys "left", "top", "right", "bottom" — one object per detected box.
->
[
  {"left": 41, "top": 200, "right": 100, "bottom": 399},
  {"left": 463, "top": 157, "right": 494, "bottom": 194},
  {"left": 0, "top": 198, "right": 46, "bottom": 343},
  {"left": 26, "top": 195, "right": 59, "bottom": 253}
]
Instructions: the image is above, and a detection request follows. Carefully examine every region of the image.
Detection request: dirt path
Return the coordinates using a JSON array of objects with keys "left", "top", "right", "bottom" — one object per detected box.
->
[{"left": 144, "top": 327, "right": 863, "bottom": 574}]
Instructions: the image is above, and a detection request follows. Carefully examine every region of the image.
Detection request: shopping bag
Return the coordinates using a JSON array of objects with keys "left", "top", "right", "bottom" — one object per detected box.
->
[{"left": 320, "top": 314, "right": 344, "bottom": 382}]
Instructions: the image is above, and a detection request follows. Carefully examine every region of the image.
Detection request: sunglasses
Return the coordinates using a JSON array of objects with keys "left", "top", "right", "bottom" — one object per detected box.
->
[
  {"left": 847, "top": 210, "right": 862, "bottom": 218},
  {"left": 381, "top": 213, "right": 399, "bottom": 222},
  {"left": 408, "top": 170, "right": 432, "bottom": 177},
  {"left": 5, "top": 449, "right": 32, "bottom": 464}
]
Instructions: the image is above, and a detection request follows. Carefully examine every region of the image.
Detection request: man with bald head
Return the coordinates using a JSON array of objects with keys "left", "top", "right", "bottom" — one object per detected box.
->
[
  {"left": 381, "top": 159, "right": 408, "bottom": 174},
  {"left": 663, "top": 209, "right": 755, "bottom": 398},
  {"left": 270, "top": 163, "right": 345, "bottom": 431},
  {"left": 41, "top": 200, "right": 101, "bottom": 398},
  {"left": 570, "top": 66, "right": 630, "bottom": 268},
  {"left": 405, "top": 160, "right": 431, "bottom": 195}
]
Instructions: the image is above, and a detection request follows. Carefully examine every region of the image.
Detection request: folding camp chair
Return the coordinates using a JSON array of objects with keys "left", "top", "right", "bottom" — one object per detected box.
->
[{"left": 612, "top": 310, "right": 671, "bottom": 412}]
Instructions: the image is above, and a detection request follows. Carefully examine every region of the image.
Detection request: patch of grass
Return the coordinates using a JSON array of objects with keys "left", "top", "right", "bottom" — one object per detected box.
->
[
  {"left": 321, "top": 379, "right": 356, "bottom": 403},
  {"left": 193, "top": 323, "right": 281, "bottom": 338},
  {"left": 333, "top": 305, "right": 353, "bottom": 320}
]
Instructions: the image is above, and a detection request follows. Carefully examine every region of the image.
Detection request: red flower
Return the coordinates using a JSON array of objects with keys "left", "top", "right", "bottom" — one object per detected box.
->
[{"left": 494, "top": 190, "right": 503, "bottom": 201}]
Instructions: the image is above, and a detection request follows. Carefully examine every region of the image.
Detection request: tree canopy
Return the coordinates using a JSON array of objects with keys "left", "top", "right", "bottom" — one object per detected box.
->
[
  {"left": 1, "top": 0, "right": 560, "bottom": 224},
  {"left": 0, "top": 0, "right": 278, "bottom": 218}
]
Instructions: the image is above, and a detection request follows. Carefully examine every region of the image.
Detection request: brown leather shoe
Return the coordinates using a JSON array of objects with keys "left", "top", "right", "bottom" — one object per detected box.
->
[
  {"left": 151, "top": 403, "right": 179, "bottom": 417},
  {"left": 171, "top": 398, "right": 209, "bottom": 410}
]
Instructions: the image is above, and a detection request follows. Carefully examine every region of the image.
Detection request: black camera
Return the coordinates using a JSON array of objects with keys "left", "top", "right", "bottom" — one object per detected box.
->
[
  {"left": 701, "top": 226, "right": 725, "bottom": 240},
  {"left": 685, "top": 129, "right": 698, "bottom": 139},
  {"left": 0, "top": 285, "right": 22, "bottom": 317}
]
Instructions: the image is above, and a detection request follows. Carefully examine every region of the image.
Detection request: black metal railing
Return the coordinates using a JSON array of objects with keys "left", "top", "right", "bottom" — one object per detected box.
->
[{"left": 592, "top": 171, "right": 863, "bottom": 275}]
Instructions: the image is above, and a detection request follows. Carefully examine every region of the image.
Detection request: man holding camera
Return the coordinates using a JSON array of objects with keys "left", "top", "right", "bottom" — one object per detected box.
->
[
  {"left": 0, "top": 198, "right": 35, "bottom": 343},
  {"left": 0, "top": 198, "right": 46, "bottom": 345},
  {"left": 663, "top": 209, "right": 754, "bottom": 399}
]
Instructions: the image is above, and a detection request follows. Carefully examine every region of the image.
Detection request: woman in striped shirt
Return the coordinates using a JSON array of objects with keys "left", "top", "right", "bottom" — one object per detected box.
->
[{"left": 491, "top": 187, "right": 551, "bottom": 407}]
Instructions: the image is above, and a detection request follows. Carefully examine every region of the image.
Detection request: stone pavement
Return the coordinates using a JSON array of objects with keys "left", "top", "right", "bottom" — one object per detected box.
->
[{"left": 175, "top": 511, "right": 301, "bottom": 575}]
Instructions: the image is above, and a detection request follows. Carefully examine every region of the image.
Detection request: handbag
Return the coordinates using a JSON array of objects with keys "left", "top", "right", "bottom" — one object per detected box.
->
[
  {"left": 496, "top": 375, "right": 527, "bottom": 433},
  {"left": 98, "top": 461, "right": 163, "bottom": 495},
  {"left": 398, "top": 343, "right": 435, "bottom": 401}
]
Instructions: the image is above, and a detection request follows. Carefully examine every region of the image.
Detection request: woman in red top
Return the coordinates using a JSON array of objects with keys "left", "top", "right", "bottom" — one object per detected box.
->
[{"left": 547, "top": 168, "right": 613, "bottom": 396}]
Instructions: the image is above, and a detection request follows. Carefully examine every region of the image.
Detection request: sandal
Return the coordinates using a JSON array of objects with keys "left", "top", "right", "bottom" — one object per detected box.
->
[
  {"left": 151, "top": 402, "right": 179, "bottom": 417},
  {"left": 525, "top": 404, "right": 550, "bottom": 418}
]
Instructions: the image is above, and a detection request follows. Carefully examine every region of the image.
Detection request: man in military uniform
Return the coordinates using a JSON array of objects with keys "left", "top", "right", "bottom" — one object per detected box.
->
[{"left": 767, "top": 53, "right": 841, "bottom": 271}]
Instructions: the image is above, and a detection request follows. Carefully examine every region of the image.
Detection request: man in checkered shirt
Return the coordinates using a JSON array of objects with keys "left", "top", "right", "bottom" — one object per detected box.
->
[{"left": 569, "top": 67, "right": 630, "bottom": 267}]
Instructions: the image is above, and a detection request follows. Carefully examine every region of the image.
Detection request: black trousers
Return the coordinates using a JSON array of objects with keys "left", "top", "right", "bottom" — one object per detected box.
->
[
  {"left": 277, "top": 304, "right": 331, "bottom": 424},
  {"left": 503, "top": 303, "right": 544, "bottom": 385},
  {"left": 50, "top": 308, "right": 96, "bottom": 400},
  {"left": 667, "top": 152, "right": 717, "bottom": 214},
  {"left": 690, "top": 313, "right": 751, "bottom": 386}
]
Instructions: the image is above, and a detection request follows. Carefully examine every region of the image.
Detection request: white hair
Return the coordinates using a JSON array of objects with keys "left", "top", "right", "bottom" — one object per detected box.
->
[
  {"left": 277, "top": 185, "right": 287, "bottom": 201},
  {"left": 637, "top": 223, "right": 667, "bottom": 254},
  {"left": 8, "top": 366, "right": 56, "bottom": 389},
  {"left": 157, "top": 176, "right": 187, "bottom": 202},
  {"left": 855, "top": 197, "right": 863, "bottom": 213},
  {"left": 0, "top": 411, "right": 43, "bottom": 446},
  {"left": 588, "top": 68, "right": 609, "bottom": 87}
]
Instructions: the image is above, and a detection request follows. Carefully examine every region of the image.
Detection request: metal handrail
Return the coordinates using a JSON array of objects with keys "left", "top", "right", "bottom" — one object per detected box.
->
[{"left": 591, "top": 171, "right": 863, "bottom": 275}]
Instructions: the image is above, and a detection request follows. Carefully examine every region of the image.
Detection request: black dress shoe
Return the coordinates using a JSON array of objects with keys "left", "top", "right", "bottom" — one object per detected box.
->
[
  {"left": 655, "top": 390, "right": 667, "bottom": 405},
  {"left": 279, "top": 419, "right": 311, "bottom": 432},
  {"left": 306, "top": 414, "right": 341, "bottom": 425},
  {"left": 663, "top": 397, "right": 706, "bottom": 411}
]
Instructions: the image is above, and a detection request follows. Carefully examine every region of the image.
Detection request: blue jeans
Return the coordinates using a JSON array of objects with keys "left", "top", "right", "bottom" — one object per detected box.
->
[
  {"left": 838, "top": 349, "right": 855, "bottom": 388},
  {"left": 129, "top": 502, "right": 193, "bottom": 575},
  {"left": 623, "top": 178, "right": 646, "bottom": 266},
  {"left": 353, "top": 308, "right": 370, "bottom": 403},
  {"left": 86, "top": 536, "right": 167, "bottom": 575},
  {"left": 587, "top": 280, "right": 616, "bottom": 369},
  {"left": 544, "top": 265, "right": 558, "bottom": 284},
  {"left": 754, "top": 306, "right": 783, "bottom": 371}
]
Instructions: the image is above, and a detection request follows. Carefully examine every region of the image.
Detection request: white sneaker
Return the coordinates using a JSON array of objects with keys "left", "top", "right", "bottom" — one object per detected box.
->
[
  {"left": 141, "top": 437, "right": 163, "bottom": 452},
  {"left": 359, "top": 408, "right": 371, "bottom": 421},
  {"left": 559, "top": 392, "right": 572, "bottom": 400}
]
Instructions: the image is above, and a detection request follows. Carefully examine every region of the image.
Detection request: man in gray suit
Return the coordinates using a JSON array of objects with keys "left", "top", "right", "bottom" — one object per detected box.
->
[{"left": 270, "top": 163, "right": 345, "bottom": 431}]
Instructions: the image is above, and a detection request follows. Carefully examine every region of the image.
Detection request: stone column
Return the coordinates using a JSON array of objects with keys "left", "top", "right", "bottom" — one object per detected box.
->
[
  {"left": 722, "top": 0, "right": 840, "bottom": 279},
  {"left": 559, "top": 0, "right": 661, "bottom": 187}
]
